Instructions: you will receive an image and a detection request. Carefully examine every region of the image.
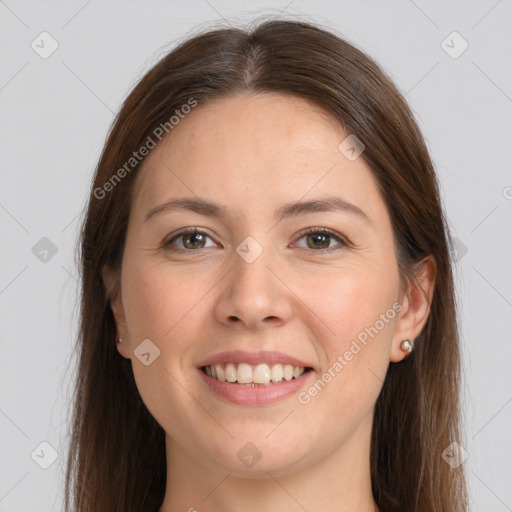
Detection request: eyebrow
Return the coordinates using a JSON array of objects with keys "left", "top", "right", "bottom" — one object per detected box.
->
[{"left": 144, "top": 196, "right": 370, "bottom": 224}]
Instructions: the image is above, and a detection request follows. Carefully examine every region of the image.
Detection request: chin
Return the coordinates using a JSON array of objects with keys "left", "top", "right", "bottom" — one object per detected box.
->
[{"left": 199, "top": 432, "right": 314, "bottom": 477}]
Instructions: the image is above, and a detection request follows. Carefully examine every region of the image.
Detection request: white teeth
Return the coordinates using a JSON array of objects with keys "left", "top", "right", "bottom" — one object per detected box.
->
[
  {"left": 204, "top": 363, "right": 307, "bottom": 385},
  {"left": 225, "top": 363, "right": 237, "bottom": 383},
  {"left": 237, "top": 363, "right": 253, "bottom": 384},
  {"left": 253, "top": 364, "right": 271, "bottom": 384},
  {"left": 215, "top": 364, "right": 225, "bottom": 381},
  {"left": 270, "top": 364, "right": 284, "bottom": 383}
]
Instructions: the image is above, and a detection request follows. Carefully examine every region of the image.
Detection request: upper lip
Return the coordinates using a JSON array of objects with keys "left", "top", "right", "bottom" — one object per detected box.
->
[{"left": 197, "top": 350, "right": 315, "bottom": 370}]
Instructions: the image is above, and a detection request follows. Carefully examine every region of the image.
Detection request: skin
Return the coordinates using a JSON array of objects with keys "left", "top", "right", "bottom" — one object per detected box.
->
[{"left": 103, "top": 92, "right": 436, "bottom": 512}]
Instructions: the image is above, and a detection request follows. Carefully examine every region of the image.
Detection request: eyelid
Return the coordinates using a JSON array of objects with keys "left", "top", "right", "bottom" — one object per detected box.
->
[
  {"left": 163, "top": 226, "right": 350, "bottom": 252},
  {"left": 293, "top": 227, "right": 350, "bottom": 250},
  {"left": 163, "top": 227, "right": 218, "bottom": 250}
]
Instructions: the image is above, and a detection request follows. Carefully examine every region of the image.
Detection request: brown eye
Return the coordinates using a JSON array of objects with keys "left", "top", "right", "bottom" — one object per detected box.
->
[
  {"left": 182, "top": 232, "right": 207, "bottom": 249},
  {"left": 306, "top": 232, "right": 331, "bottom": 249},
  {"left": 295, "top": 228, "right": 348, "bottom": 253},
  {"left": 164, "top": 229, "right": 216, "bottom": 251}
]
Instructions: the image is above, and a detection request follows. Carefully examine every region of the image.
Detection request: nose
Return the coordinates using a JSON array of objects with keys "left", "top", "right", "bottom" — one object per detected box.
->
[{"left": 213, "top": 243, "right": 293, "bottom": 330}]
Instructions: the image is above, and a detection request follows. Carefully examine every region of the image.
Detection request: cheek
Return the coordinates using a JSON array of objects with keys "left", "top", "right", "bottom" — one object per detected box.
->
[
  {"left": 300, "top": 270, "right": 398, "bottom": 414},
  {"left": 122, "top": 260, "right": 204, "bottom": 341},
  {"left": 306, "top": 268, "right": 398, "bottom": 349},
  {"left": 120, "top": 262, "right": 208, "bottom": 433}
]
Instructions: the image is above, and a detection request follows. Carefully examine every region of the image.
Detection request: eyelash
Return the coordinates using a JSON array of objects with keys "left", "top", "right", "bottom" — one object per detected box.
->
[{"left": 162, "top": 227, "right": 349, "bottom": 254}]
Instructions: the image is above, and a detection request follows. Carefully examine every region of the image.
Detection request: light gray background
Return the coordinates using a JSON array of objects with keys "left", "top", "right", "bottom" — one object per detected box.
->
[{"left": 1, "top": 1, "right": 511, "bottom": 510}]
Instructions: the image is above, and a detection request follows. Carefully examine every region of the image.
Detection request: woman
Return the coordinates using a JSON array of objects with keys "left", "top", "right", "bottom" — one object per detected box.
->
[{"left": 65, "top": 18, "right": 468, "bottom": 512}]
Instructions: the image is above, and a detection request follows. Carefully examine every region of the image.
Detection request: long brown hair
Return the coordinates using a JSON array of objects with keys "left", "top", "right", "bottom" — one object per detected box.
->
[{"left": 65, "top": 17, "right": 468, "bottom": 512}]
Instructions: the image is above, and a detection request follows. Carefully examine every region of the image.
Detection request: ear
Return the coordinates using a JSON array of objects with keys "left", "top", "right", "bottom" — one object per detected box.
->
[
  {"left": 102, "top": 264, "right": 131, "bottom": 359},
  {"left": 390, "top": 255, "right": 437, "bottom": 362}
]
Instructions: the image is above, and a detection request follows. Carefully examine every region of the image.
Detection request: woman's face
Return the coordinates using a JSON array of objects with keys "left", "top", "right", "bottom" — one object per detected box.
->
[{"left": 106, "top": 92, "right": 417, "bottom": 477}]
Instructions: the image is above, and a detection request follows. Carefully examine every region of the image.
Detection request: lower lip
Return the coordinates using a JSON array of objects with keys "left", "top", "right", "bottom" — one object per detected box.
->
[{"left": 197, "top": 368, "right": 315, "bottom": 406}]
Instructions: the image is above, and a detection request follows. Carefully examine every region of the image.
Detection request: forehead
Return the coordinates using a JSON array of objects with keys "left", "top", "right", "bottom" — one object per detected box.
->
[{"left": 131, "top": 93, "right": 379, "bottom": 219}]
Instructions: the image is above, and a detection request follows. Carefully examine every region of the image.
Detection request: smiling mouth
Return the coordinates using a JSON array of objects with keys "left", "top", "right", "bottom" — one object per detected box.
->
[{"left": 201, "top": 362, "right": 314, "bottom": 386}]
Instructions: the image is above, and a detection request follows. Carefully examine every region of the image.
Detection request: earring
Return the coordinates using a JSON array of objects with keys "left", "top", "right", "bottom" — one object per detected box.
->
[
  {"left": 400, "top": 339, "right": 412, "bottom": 353},
  {"left": 118, "top": 337, "right": 123, "bottom": 344}
]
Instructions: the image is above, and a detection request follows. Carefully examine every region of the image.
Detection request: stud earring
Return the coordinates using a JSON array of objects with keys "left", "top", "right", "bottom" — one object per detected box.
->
[
  {"left": 118, "top": 337, "right": 123, "bottom": 343},
  {"left": 400, "top": 339, "right": 412, "bottom": 353}
]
